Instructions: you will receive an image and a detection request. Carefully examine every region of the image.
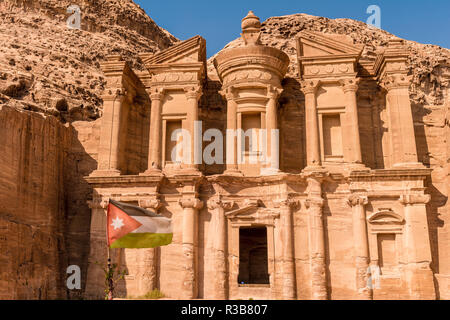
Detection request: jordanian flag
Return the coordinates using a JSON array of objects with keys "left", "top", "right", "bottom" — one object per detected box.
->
[{"left": 107, "top": 200, "right": 173, "bottom": 249}]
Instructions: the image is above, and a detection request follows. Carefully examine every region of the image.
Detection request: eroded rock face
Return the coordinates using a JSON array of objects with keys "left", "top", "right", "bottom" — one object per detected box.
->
[
  {"left": 0, "top": 0, "right": 178, "bottom": 122},
  {"left": 1, "top": 3, "right": 449, "bottom": 300}
]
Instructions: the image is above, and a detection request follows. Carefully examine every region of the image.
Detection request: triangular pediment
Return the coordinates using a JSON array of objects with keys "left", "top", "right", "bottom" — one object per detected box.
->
[
  {"left": 142, "top": 35, "right": 206, "bottom": 66},
  {"left": 298, "top": 31, "right": 363, "bottom": 58}
]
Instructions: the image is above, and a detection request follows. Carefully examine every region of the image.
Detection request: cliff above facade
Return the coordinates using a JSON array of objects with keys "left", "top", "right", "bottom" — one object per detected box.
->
[
  {"left": 208, "top": 13, "right": 450, "bottom": 106},
  {"left": 0, "top": 0, "right": 178, "bottom": 122}
]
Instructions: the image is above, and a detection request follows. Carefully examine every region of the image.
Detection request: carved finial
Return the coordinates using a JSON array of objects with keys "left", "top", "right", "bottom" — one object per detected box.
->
[{"left": 241, "top": 11, "right": 261, "bottom": 46}]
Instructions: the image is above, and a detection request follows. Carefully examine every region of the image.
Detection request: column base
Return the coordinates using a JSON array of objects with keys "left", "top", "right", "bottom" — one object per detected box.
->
[
  {"left": 392, "top": 162, "right": 426, "bottom": 169},
  {"left": 303, "top": 165, "right": 327, "bottom": 174},
  {"left": 260, "top": 167, "right": 281, "bottom": 176},
  {"left": 89, "top": 169, "right": 121, "bottom": 177},
  {"left": 224, "top": 168, "right": 244, "bottom": 176},
  {"left": 140, "top": 168, "right": 163, "bottom": 176}
]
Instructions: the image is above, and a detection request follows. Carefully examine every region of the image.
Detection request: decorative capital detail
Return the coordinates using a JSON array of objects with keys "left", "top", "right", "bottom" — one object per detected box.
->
[
  {"left": 300, "top": 80, "right": 320, "bottom": 95},
  {"left": 219, "top": 87, "right": 237, "bottom": 101},
  {"left": 340, "top": 78, "right": 360, "bottom": 93},
  {"left": 147, "top": 87, "right": 165, "bottom": 101},
  {"left": 139, "top": 199, "right": 163, "bottom": 212},
  {"left": 207, "top": 198, "right": 234, "bottom": 211},
  {"left": 184, "top": 85, "right": 203, "bottom": 100},
  {"left": 380, "top": 74, "right": 411, "bottom": 91},
  {"left": 400, "top": 194, "right": 431, "bottom": 206},
  {"left": 267, "top": 85, "right": 283, "bottom": 100},
  {"left": 274, "top": 198, "right": 300, "bottom": 209},
  {"left": 179, "top": 198, "right": 204, "bottom": 210},
  {"left": 347, "top": 195, "right": 369, "bottom": 207},
  {"left": 87, "top": 198, "right": 109, "bottom": 210},
  {"left": 305, "top": 198, "right": 325, "bottom": 209}
]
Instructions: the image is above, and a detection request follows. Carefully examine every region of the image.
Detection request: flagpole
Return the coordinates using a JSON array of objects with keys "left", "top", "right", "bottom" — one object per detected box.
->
[{"left": 106, "top": 199, "right": 114, "bottom": 300}]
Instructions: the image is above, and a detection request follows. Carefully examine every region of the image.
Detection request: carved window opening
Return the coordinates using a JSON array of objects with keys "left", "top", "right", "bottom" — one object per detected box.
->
[
  {"left": 238, "top": 227, "right": 269, "bottom": 285},
  {"left": 322, "top": 114, "right": 343, "bottom": 160},
  {"left": 165, "top": 120, "right": 183, "bottom": 165}
]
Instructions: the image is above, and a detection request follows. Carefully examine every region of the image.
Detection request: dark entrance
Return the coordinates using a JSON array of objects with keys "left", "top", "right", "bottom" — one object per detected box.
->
[{"left": 238, "top": 227, "right": 269, "bottom": 285}]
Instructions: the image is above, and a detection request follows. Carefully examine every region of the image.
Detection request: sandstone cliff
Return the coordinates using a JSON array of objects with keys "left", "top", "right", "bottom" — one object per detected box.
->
[
  {"left": 1, "top": 2, "right": 449, "bottom": 299},
  {"left": 0, "top": 0, "right": 178, "bottom": 122}
]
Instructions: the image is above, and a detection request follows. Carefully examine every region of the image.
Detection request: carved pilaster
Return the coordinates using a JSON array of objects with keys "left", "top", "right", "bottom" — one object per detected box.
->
[
  {"left": 399, "top": 193, "right": 435, "bottom": 299},
  {"left": 274, "top": 198, "right": 299, "bottom": 300},
  {"left": 144, "top": 87, "right": 165, "bottom": 174},
  {"left": 347, "top": 194, "right": 372, "bottom": 300},
  {"left": 207, "top": 197, "right": 234, "bottom": 300},
  {"left": 301, "top": 80, "right": 321, "bottom": 168},
  {"left": 179, "top": 197, "right": 203, "bottom": 299}
]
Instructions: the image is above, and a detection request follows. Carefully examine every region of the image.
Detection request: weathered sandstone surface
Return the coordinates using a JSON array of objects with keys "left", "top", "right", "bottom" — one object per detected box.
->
[
  {"left": 0, "top": 1, "right": 449, "bottom": 300},
  {"left": 0, "top": 0, "right": 177, "bottom": 122}
]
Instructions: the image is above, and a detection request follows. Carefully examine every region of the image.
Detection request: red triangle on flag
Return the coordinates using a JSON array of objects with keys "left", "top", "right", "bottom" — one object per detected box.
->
[{"left": 107, "top": 202, "right": 142, "bottom": 246}]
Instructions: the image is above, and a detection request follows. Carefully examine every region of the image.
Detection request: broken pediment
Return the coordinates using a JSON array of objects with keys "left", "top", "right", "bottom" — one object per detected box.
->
[
  {"left": 141, "top": 35, "right": 206, "bottom": 66},
  {"left": 226, "top": 200, "right": 279, "bottom": 226},
  {"left": 140, "top": 36, "right": 207, "bottom": 86},
  {"left": 297, "top": 31, "right": 363, "bottom": 58}
]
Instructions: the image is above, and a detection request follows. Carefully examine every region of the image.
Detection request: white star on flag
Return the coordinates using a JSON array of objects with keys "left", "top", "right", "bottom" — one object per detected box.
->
[{"left": 111, "top": 216, "right": 125, "bottom": 230}]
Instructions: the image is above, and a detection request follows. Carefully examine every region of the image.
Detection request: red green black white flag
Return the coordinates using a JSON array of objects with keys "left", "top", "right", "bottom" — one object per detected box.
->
[{"left": 107, "top": 200, "right": 173, "bottom": 249}]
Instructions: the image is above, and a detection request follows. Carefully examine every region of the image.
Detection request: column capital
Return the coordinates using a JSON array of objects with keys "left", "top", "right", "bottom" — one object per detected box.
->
[
  {"left": 400, "top": 194, "right": 431, "bottom": 206},
  {"left": 305, "top": 198, "right": 325, "bottom": 209},
  {"left": 207, "top": 198, "right": 234, "bottom": 210},
  {"left": 339, "top": 78, "right": 360, "bottom": 93},
  {"left": 380, "top": 74, "right": 411, "bottom": 91},
  {"left": 87, "top": 198, "right": 109, "bottom": 210},
  {"left": 274, "top": 198, "right": 300, "bottom": 209},
  {"left": 139, "top": 199, "right": 163, "bottom": 212},
  {"left": 300, "top": 80, "right": 320, "bottom": 95},
  {"left": 184, "top": 85, "right": 203, "bottom": 100},
  {"left": 347, "top": 194, "right": 368, "bottom": 207},
  {"left": 219, "top": 86, "right": 238, "bottom": 101},
  {"left": 147, "top": 87, "right": 165, "bottom": 101},
  {"left": 267, "top": 85, "right": 283, "bottom": 100},
  {"left": 179, "top": 198, "right": 204, "bottom": 210}
]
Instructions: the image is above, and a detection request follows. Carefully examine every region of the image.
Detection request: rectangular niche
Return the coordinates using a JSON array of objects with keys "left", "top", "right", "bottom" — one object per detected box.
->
[
  {"left": 322, "top": 114, "right": 343, "bottom": 161},
  {"left": 238, "top": 227, "right": 269, "bottom": 285},
  {"left": 165, "top": 120, "right": 183, "bottom": 164},
  {"left": 241, "top": 113, "right": 262, "bottom": 155},
  {"left": 377, "top": 233, "right": 398, "bottom": 271}
]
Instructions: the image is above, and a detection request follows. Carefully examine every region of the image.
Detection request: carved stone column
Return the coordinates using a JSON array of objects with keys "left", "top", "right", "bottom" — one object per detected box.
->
[
  {"left": 301, "top": 80, "right": 321, "bottom": 168},
  {"left": 381, "top": 76, "right": 422, "bottom": 168},
  {"left": 138, "top": 199, "right": 163, "bottom": 294},
  {"left": 185, "top": 86, "right": 203, "bottom": 170},
  {"left": 347, "top": 194, "right": 372, "bottom": 300},
  {"left": 207, "top": 198, "right": 234, "bottom": 300},
  {"left": 305, "top": 173, "right": 328, "bottom": 300},
  {"left": 275, "top": 199, "right": 299, "bottom": 300},
  {"left": 96, "top": 91, "right": 127, "bottom": 176},
  {"left": 222, "top": 88, "right": 241, "bottom": 175},
  {"left": 340, "top": 78, "right": 363, "bottom": 165},
  {"left": 179, "top": 198, "right": 204, "bottom": 299},
  {"left": 144, "top": 88, "right": 164, "bottom": 174},
  {"left": 265, "top": 86, "right": 282, "bottom": 172},
  {"left": 400, "top": 194, "right": 435, "bottom": 299}
]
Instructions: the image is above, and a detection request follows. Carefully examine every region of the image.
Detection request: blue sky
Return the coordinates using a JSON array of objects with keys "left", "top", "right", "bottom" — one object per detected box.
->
[{"left": 135, "top": 0, "right": 449, "bottom": 57}]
